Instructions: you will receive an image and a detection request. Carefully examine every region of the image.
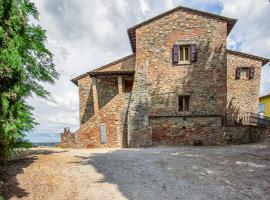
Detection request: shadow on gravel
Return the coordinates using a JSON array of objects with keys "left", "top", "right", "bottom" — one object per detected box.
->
[
  {"left": 72, "top": 139, "right": 270, "bottom": 200},
  {"left": 0, "top": 149, "right": 67, "bottom": 200},
  {"left": 72, "top": 149, "right": 151, "bottom": 200}
]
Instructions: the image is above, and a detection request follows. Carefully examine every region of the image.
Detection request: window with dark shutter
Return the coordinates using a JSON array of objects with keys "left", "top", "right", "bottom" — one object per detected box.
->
[
  {"left": 236, "top": 67, "right": 241, "bottom": 79},
  {"left": 249, "top": 66, "right": 255, "bottom": 79},
  {"left": 173, "top": 44, "right": 197, "bottom": 64}
]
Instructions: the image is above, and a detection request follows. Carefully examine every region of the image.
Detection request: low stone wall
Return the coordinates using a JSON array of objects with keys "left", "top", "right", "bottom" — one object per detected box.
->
[
  {"left": 60, "top": 130, "right": 76, "bottom": 148},
  {"left": 150, "top": 116, "right": 224, "bottom": 146},
  {"left": 223, "top": 126, "right": 268, "bottom": 144}
]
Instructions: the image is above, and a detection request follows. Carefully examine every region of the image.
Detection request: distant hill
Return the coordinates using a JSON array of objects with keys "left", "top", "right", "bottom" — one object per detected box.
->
[{"left": 31, "top": 142, "right": 60, "bottom": 147}]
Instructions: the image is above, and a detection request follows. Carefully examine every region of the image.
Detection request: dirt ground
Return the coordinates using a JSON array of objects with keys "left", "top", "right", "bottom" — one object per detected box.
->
[{"left": 1, "top": 139, "right": 270, "bottom": 200}]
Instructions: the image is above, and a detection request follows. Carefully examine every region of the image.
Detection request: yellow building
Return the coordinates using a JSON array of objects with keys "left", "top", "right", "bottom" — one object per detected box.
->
[{"left": 259, "top": 94, "right": 270, "bottom": 117}]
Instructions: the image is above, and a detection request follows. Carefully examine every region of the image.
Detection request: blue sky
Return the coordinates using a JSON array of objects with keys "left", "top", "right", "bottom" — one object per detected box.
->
[{"left": 26, "top": 0, "right": 270, "bottom": 143}]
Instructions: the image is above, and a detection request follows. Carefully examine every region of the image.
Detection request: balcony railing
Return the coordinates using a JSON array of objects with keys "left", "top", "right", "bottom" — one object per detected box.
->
[{"left": 224, "top": 112, "right": 270, "bottom": 127}]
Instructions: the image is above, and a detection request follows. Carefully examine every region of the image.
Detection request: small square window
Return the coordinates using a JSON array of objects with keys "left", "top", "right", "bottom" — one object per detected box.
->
[
  {"left": 178, "top": 96, "right": 190, "bottom": 112},
  {"left": 123, "top": 79, "right": 133, "bottom": 93}
]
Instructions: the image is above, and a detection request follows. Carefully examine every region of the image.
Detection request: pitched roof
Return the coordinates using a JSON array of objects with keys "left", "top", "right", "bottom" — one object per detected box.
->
[
  {"left": 227, "top": 50, "right": 269, "bottom": 66},
  {"left": 89, "top": 70, "right": 135, "bottom": 77},
  {"left": 128, "top": 5, "right": 237, "bottom": 52},
  {"left": 71, "top": 54, "right": 134, "bottom": 85},
  {"left": 260, "top": 93, "right": 270, "bottom": 99}
]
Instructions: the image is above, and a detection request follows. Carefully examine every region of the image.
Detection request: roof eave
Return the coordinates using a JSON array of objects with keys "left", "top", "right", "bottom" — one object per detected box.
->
[{"left": 227, "top": 49, "right": 269, "bottom": 66}]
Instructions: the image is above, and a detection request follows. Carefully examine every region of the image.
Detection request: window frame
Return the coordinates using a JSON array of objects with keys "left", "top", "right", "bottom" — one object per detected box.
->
[
  {"left": 259, "top": 103, "right": 265, "bottom": 113},
  {"left": 178, "top": 95, "right": 191, "bottom": 112},
  {"left": 178, "top": 45, "right": 191, "bottom": 64}
]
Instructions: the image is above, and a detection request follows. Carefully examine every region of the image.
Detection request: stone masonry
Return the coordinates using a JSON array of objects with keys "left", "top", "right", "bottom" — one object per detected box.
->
[
  {"left": 227, "top": 51, "right": 262, "bottom": 114},
  {"left": 60, "top": 5, "right": 269, "bottom": 148}
]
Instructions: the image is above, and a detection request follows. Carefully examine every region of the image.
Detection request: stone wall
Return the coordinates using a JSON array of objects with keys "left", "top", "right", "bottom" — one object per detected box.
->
[
  {"left": 75, "top": 93, "right": 131, "bottom": 148},
  {"left": 96, "top": 55, "right": 135, "bottom": 72},
  {"left": 69, "top": 8, "right": 266, "bottom": 148},
  {"left": 135, "top": 8, "right": 228, "bottom": 117},
  {"left": 60, "top": 130, "right": 76, "bottom": 148},
  {"left": 127, "top": 59, "right": 151, "bottom": 147},
  {"left": 150, "top": 116, "right": 224, "bottom": 145},
  {"left": 227, "top": 52, "right": 262, "bottom": 114},
  {"left": 78, "top": 55, "right": 135, "bottom": 125},
  {"left": 223, "top": 126, "right": 267, "bottom": 144},
  {"left": 78, "top": 76, "right": 94, "bottom": 125},
  {"left": 127, "top": 8, "right": 228, "bottom": 147},
  {"left": 96, "top": 77, "right": 118, "bottom": 109}
]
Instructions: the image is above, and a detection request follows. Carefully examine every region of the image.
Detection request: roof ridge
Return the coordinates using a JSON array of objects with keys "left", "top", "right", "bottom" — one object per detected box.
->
[
  {"left": 128, "top": 5, "right": 237, "bottom": 52},
  {"left": 227, "top": 49, "right": 269, "bottom": 65}
]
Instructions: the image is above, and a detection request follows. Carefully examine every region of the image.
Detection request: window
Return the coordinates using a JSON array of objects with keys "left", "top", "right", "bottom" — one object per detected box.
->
[
  {"left": 178, "top": 96, "right": 190, "bottom": 112},
  {"left": 236, "top": 66, "right": 255, "bottom": 79},
  {"left": 123, "top": 79, "right": 133, "bottom": 93},
  {"left": 179, "top": 45, "right": 190, "bottom": 62},
  {"left": 259, "top": 103, "right": 265, "bottom": 113},
  {"left": 173, "top": 44, "right": 197, "bottom": 64}
]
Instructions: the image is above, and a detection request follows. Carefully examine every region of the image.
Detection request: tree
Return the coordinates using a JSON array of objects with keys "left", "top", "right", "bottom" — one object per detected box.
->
[{"left": 0, "top": 0, "right": 58, "bottom": 164}]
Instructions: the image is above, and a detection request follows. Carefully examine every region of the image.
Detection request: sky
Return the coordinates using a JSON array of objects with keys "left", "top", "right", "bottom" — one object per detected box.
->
[{"left": 26, "top": 0, "right": 270, "bottom": 143}]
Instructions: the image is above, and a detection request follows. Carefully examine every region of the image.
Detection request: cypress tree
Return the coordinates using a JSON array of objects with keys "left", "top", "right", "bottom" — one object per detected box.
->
[{"left": 0, "top": 0, "right": 58, "bottom": 164}]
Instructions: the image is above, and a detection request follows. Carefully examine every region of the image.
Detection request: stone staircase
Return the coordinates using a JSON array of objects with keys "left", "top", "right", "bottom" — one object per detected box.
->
[{"left": 74, "top": 93, "right": 131, "bottom": 148}]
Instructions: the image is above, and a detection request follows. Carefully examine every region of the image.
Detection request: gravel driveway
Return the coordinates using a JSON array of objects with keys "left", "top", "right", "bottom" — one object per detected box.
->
[{"left": 1, "top": 139, "right": 270, "bottom": 200}]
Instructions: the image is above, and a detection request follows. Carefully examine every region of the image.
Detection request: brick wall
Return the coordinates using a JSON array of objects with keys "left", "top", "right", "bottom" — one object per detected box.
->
[{"left": 227, "top": 52, "right": 262, "bottom": 114}]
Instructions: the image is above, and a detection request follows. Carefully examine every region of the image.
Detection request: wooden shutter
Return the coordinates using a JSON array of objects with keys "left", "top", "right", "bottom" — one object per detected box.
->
[
  {"left": 173, "top": 44, "right": 179, "bottom": 63},
  {"left": 190, "top": 44, "right": 197, "bottom": 62},
  {"left": 236, "top": 67, "right": 241, "bottom": 79},
  {"left": 249, "top": 66, "right": 255, "bottom": 79}
]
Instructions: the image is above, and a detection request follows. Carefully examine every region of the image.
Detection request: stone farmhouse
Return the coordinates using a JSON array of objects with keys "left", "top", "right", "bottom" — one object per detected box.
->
[{"left": 60, "top": 5, "right": 269, "bottom": 148}]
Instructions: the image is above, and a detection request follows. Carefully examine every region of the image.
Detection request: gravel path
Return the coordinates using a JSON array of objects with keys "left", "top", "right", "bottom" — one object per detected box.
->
[{"left": 1, "top": 139, "right": 270, "bottom": 200}]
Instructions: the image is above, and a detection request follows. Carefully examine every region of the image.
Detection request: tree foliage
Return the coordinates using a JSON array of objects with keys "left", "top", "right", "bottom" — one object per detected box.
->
[{"left": 0, "top": 0, "right": 58, "bottom": 164}]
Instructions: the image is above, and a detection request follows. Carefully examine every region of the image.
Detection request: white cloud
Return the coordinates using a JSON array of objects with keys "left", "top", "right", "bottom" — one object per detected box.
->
[
  {"left": 140, "top": 0, "right": 151, "bottom": 15},
  {"left": 221, "top": 0, "right": 270, "bottom": 96}
]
